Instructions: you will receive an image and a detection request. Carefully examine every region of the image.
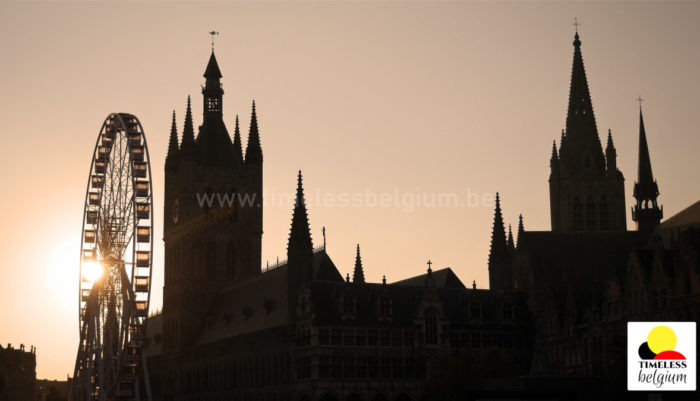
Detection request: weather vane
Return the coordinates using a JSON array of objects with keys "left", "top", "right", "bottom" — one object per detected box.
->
[
  {"left": 573, "top": 17, "right": 580, "bottom": 32},
  {"left": 209, "top": 30, "right": 219, "bottom": 51},
  {"left": 637, "top": 95, "right": 644, "bottom": 109}
]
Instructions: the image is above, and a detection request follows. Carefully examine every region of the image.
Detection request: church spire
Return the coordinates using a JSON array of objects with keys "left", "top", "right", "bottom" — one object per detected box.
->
[
  {"left": 353, "top": 244, "right": 365, "bottom": 283},
  {"left": 632, "top": 105, "right": 662, "bottom": 234},
  {"left": 488, "top": 193, "right": 511, "bottom": 290},
  {"left": 517, "top": 214, "right": 524, "bottom": 248},
  {"left": 180, "top": 96, "right": 197, "bottom": 156},
  {"left": 560, "top": 28, "right": 604, "bottom": 172},
  {"left": 606, "top": 129, "right": 617, "bottom": 172},
  {"left": 245, "top": 101, "right": 263, "bottom": 164},
  {"left": 289, "top": 171, "right": 312, "bottom": 245},
  {"left": 232, "top": 114, "right": 243, "bottom": 166},
  {"left": 550, "top": 140, "right": 560, "bottom": 172},
  {"left": 165, "top": 110, "right": 179, "bottom": 170},
  {"left": 288, "top": 171, "right": 314, "bottom": 285},
  {"left": 507, "top": 224, "right": 515, "bottom": 251}
]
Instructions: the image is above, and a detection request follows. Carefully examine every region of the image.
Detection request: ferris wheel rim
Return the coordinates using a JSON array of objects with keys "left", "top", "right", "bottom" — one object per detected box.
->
[{"left": 73, "top": 112, "right": 154, "bottom": 401}]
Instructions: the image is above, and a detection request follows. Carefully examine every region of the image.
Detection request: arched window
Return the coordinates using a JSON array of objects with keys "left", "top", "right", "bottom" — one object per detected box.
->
[
  {"left": 586, "top": 195, "right": 596, "bottom": 230},
  {"left": 424, "top": 308, "right": 438, "bottom": 345},
  {"left": 573, "top": 196, "right": 583, "bottom": 231},
  {"left": 600, "top": 196, "right": 609, "bottom": 230}
]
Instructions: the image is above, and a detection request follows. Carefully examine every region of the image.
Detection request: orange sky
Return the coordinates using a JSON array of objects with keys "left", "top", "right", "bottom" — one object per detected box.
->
[{"left": 1, "top": 2, "right": 699, "bottom": 380}]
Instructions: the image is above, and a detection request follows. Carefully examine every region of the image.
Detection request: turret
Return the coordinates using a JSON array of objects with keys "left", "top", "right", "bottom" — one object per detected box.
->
[
  {"left": 632, "top": 106, "right": 663, "bottom": 237},
  {"left": 202, "top": 51, "right": 223, "bottom": 123}
]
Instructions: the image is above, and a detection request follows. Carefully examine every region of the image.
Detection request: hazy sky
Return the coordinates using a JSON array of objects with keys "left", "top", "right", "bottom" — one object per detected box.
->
[{"left": 1, "top": 1, "right": 699, "bottom": 380}]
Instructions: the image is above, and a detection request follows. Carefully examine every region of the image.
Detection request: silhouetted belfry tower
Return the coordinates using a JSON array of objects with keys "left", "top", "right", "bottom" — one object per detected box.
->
[
  {"left": 549, "top": 29, "right": 626, "bottom": 231},
  {"left": 488, "top": 193, "right": 512, "bottom": 290},
  {"left": 162, "top": 49, "right": 264, "bottom": 350},
  {"left": 632, "top": 105, "right": 663, "bottom": 237}
]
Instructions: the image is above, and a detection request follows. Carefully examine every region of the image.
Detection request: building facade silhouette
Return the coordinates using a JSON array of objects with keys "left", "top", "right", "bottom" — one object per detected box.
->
[{"left": 145, "top": 30, "right": 700, "bottom": 401}]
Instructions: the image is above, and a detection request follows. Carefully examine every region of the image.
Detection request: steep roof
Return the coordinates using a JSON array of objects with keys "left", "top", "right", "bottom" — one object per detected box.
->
[
  {"left": 392, "top": 267, "right": 466, "bottom": 289},
  {"left": 659, "top": 201, "right": 700, "bottom": 229}
]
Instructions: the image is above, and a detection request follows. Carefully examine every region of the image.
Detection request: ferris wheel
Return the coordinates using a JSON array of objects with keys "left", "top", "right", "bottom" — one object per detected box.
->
[{"left": 71, "top": 113, "right": 153, "bottom": 401}]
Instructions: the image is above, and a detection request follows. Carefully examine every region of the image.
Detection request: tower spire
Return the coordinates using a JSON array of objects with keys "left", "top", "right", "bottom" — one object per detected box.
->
[
  {"left": 606, "top": 129, "right": 617, "bottom": 172},
  {"left": 517, "top": 214, "right": 524, "bottom": 248},
  {"left": 245, "top": 101, "right": 263, "bottom": 164},
  {"left": 180, "top": 96, "right": 197, "bottom": 156},
  {"left": 289, "top": 171, "right": 312, "bottom": 245},
  {"left": 488, "top": 193, "right": 511, "bottom": 290},
  {"left": 550, "top": 140, "right": 560, "bottom": 170},
  {"left": 288, "top": 171, "right": 314, "bottom": 285},
  {"left": 560, "top": 27, "right": 604, "bottom": 170},
  {"left": 632, "top": 104, "right": 662, "bottom": 235},
  {"left": 165, "top": 110, "right": 179, "bottom": 170},
  {"left": 507, "top": 224, "right": 515, "bottom": 251},
  {"left": 232, "top": 114, "right": 243, "bottom": 166},
  {"left": 353, "top": 244, "right": 365, "bottom": 283}
]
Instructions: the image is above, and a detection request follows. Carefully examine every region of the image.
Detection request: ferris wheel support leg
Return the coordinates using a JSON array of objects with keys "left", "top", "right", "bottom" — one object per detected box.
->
[{"left": 141, "top": 352, "right": 153, "bottom": 401}]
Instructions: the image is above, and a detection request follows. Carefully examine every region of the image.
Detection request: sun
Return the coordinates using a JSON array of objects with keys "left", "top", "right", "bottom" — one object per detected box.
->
[{"left": 82, "top": 261, "right": 104, "bottom": 283}]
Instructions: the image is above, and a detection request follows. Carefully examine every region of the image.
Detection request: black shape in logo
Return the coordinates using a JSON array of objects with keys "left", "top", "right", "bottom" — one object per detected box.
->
[{"left": 638, "top": 341, "right": 657, "bottom": 360}]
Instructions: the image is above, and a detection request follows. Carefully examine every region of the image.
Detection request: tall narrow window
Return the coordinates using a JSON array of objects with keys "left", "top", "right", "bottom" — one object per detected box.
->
[
  {"left": 573, "top": 196, "right": 583, "bottom": 231},
  {"left": 586, "top": 195, "right": 596, "bottom": 230},
  {"left": 424, "top": 308, "right": 438, "bottom": 345},
  {"left": 600, "top": 196, "right": 609, "bottom": 230}
]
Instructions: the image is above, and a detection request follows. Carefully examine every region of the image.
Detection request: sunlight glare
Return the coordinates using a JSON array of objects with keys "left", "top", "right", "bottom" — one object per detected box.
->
[{"left": 82, "top": 261, "right": 104, "bottom": 282}]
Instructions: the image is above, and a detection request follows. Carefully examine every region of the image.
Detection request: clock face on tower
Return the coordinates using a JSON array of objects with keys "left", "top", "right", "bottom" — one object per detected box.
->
[{"left": 172, "top": 198, "right": 180, "bottom": 224}]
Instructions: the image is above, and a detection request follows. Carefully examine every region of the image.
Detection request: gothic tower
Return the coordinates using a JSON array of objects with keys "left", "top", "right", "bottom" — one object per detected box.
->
[
  {"left": 162, "top": 50, "right": 264, "bottom": 350},
  {"left": 549, "top": 30, "right": 626, "bottom": 231},
  {"left": 632, "top": 106, "right": 663, "bottom": 238}
]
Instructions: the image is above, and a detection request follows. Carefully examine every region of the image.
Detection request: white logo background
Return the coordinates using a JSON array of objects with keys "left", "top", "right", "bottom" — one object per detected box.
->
[{"left": 628, "top": 321, "right": 696, "bottom": 391}]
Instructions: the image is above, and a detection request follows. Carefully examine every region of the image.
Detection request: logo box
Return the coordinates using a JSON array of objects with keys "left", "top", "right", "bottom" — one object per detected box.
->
[{"left": 628, "top": 322, "right": 696, "bottom": 391}]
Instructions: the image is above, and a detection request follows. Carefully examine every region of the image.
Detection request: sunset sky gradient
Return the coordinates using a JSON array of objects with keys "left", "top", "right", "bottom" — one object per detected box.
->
[{"left": 1, "top": 1, "right": 699, "bottom": 380}]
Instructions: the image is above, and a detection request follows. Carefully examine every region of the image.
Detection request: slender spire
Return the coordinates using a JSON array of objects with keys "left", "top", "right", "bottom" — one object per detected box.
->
[
  {"left": 632, "top": 105, "right": 662, "bottom": 233},
  {"left": 550, "top": 140, "right": 559, "bottom": 170},
  {"left": 606, "top": 129, "right": 617, "bottom": 172},
  {"left": 507, "top": 224, "right": 515, "bottom": 251},
  {"left": 636, "top": 108, "right": 656, "bottom": 192},
  {"left": 245, "top": 101, "right": 263, "bottom": 164},
  {"left": 165, "top": 110, "right": 179, "bottom": 170},
  {"left": 517, "top": 214, "right": 524, "bottom": 248},
  {"left": 232, "top": 114, "right": 243, "bottom": 165},
  {"left": 488, "top": 193, "right": 510, "bottom": 289},
  {"left": 353, "top": 244, "right": 365, "bottom": 283},
  {"left": 288, "top": 170, "right": 313, "bottom": 252},
  {"left": 180, "top": 96, "right": 197, "bottom": 155}
]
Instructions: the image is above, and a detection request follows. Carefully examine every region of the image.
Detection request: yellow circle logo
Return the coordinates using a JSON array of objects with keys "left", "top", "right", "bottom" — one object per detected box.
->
[{"left": 647, "top": 325, "right": 677, "bottom": 354}]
